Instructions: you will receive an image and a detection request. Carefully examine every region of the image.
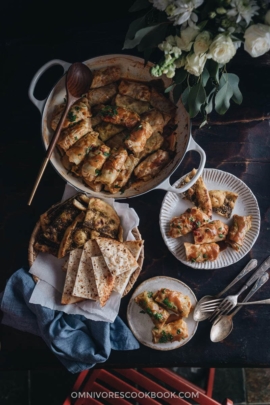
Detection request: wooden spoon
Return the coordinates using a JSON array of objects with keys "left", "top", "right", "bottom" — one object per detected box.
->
[{"left": 28, "top": 62, "right": 93, "bottom": 205}]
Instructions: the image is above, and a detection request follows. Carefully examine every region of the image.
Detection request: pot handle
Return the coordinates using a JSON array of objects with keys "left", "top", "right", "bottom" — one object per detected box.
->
[
  {"left": 28, "top": 59, "right": 71, "bottom": 114},
  {"left": 156, "top": 135, "right": 206, "bottom": 193}
]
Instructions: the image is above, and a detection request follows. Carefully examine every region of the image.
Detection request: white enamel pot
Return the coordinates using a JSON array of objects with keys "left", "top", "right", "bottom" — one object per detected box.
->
[{"left": 29, "top": 54, "right": 206, "bottom": 198}]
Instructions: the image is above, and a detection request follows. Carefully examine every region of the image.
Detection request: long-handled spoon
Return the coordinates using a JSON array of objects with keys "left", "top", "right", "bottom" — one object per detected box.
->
[
  {"left": 210, "top": 272, "right": 269, "bottom": 342},
  {"left": 27, "top": 62, "right": 93, "bottom": 206},
  {"left": 193, "top": 259, "right": 258, "bottom": 322}
]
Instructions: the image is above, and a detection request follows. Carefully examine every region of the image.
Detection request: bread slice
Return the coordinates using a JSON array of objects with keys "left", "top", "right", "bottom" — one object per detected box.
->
[
  {"left": 72, "top": 240, "right": 100, "bottom": 300},
  {"left": 61, "top": 249, "right": 85, "bottom": 304},
  {"left": 91, "top": 256, "right": 115, "bottom": 307},
  {"left": 95, "top": 237, "right": 138, "bottom": 276}
]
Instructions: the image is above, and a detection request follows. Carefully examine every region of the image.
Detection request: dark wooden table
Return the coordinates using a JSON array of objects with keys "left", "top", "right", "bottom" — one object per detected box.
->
[{"left": 1, "top": 9, "right": 270, "bottom": 371}]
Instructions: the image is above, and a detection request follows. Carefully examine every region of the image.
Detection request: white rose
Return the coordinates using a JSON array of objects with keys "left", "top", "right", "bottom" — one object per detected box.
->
[
  {"left": 185, "top": 53, "right": 207, "bottom": 76},
  {"left": 265, "top": 10, "right": 270, "bottom": 26},
  {"left": 194, "top": 31, "right": 212, "bottom": 55},
  {"left": 244, "top": 24, "right": 270, "bottom": 57},
  {"left": 209, "top": 34, "right": 236, "bottom": 64},
  {"left": 176, "top": 26, "right": 199, "bottom": 52},
  {"left": 152, "top": 0, "right": 171, "bottom": 11}
]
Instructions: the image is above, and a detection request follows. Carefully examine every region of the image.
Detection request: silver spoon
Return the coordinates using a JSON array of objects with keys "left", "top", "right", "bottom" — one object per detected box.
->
[
  {"left": 210, "top": 272, "right": 269, "bottom": 343},
  {"left": 193, "top": 259, "right": 257, "bottom": 322}
]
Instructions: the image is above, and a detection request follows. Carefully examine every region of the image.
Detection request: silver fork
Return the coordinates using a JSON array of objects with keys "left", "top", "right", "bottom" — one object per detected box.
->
[{"left": 208, "top": 256, "right": 270, "bottom": 322}]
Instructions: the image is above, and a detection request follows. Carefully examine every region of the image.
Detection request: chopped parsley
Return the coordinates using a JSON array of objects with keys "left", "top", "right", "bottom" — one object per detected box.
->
[
  {"left": 189, "top": 217, "right": 194, "bottom": 222},
  {"left": 203, "top": 254, "right": 208, "bottom": 259},
  {"left": 100, "top": 105, "right": 118, "bottom": 117},
  {"left": 103, "top": 152, "right": 110, "bottom": 157},
  {"left": 196, "top": 221, "right": 201, "bottom": 227},
  {"left": 95, "top": 169, "right": 101, "bottom": 176},
  {"left": 75, "top": 106, "right": 80, "bottom": 111},
  {"left": 154, "top": 313, "right": 163, "bottom": 321},
  {"left": 68, "top": 111, "right": 77, "bottom": 122},
  {"left": 74, "top": 136, "right": 78, "bottom": 141},
  {"left": 158, "top": 330, "right": 173, "bottom": 343},
  {"left": 219, "top": 234, "right": 223, "bottom": 238},
  {"left": 191, "top": 258, "right": 197, "bottom": 262},
  {"left": 120, "top": 187, "right": 125, "bottom": 195},
  {"left": 113, "top": 185, "right": 121, "bottom": 188},
  {"left": 177, "top": 329, "right": 181, "bottom": 335},
  {"left": 135, "top": 124, "right": 143, "bottom": 131},
  {"left": 177, "top": 225, "right": 182, "bottom": 229},
  {"left": 147, "top": 292, "right": 153, "bottom": 298},
  {"left": 85, "top": 146, "right": 92, "bottom": 154},
  {"left": 218, "top": 227, "right": 222, "bottom": 231},
  {"left": 163, "top": 297, "right": 177, "bottom": 310}
]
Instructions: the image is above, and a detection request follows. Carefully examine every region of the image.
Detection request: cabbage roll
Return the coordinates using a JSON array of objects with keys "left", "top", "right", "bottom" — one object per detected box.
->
[
  {"left": 105, "top": 155, "right": 139, "bottom": 194},
  {"left": 51, "top": 97, "right": 91, "bottom": 131},
  {"left": 98, "top": 148, "right": 128, "bottom": 185},
  {"left": 81, "top": 144, "right": 110, "bottom": 181},
  {"left": 153, "top": 288, "right": 192, "bottom": 317},
  {"left": 134, "top": 150, "right": 170, "bottom": 180},
  {"left": 209, "top": 190, "right": 238, "bottom": 218},
  {"left": 87, "top": 83, "right": 118, "bottom": 107},
  {"left": 57, "top": 118, "right": 91, "bottom": 152},
  {"left": 90, "top": 66, "right": 121, "bottom": 89},
  {"left": 114, "top": 94, "right": 150, "bottom": 114},
  {"left": 140, "top": 109, "right": 165, "bottom": 133},
  {"left": 137, "top": 132, "right": 164, "bottom": 160},
  {"left": 105, "top": 130, "right": 128, "bottom": 149},
  {"left": 150, "top": 87, "right": 176, "bottom": 116},
  {"left": 125, "top": 121, "right": 154, "bottom": 154},
  {"left": 83, "top": 178, "right": 103, "bottom": 192},
  {"left": 100, "top": 105, "right": 140, "bottom": 129},
  {"left": 226, "top": 215, "right": 252, "bottom": 251},
  {"left": 193, "top": 220, "right": 229, "bottom": 244},
  {"left": 184, "top": 242, "right": 220, "bottom": 263},
  {"left": 95, "top": 121, "right": 124, "bottom": 141},
  {"left": 169, "top": 207, "right": 209, "bottom": 238},
  {"left": 152, "top": 318, "right": 188, "bottom": 344},
  {"left": 66, "top": 131, "right": 100, "bottom": 165},
  {"left": 118, "top": 80, "right": 151, "bottom": 102},
  {"left": 135, "top": 291, "right": 170, "bottom": 327}
]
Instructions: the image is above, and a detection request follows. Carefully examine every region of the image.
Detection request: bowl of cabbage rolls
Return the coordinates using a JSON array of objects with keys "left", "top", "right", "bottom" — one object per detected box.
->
[
  {"left": 160, "top": 168, "right": 260, "bottom": 269},
  {"left": 29, "top": 54, "right": 206, "bottom": 198},
  {"left": 127, "top": 276, "right": 198, "bottom": 350}
]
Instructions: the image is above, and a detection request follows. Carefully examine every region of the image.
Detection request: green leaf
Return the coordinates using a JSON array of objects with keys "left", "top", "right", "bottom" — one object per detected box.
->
[
  {"left": 207, "top": 59, "right": 220, "bottom": 84},
  {"left": 226, "top": 73, "right": 243, "bottom": 105},
  {"left": 205, "top": 92, "right": 215, "bottom": 114},
  {"left": 174, "top": 69, "right": 187, "bottom": 85},
  {"left": 138, "top": 23, "right": 168, "bottom": 51},
  {"left": 198, "top": 20, "right": 208, "bottom": 30},
  {"left": 188, "top": 81, "right": 206, "bottom": 118},
  {"left": 173, "top": 84, "right": 182, "bottom": 104},
  {"left": 215, "top": 78, "right": 233, "bottom": 115},
  {"left": 165, "top": 84, "right": 175, "bottom": 93},
  {"left": 181, "top": 86, "right": 190, "bottom": 106},
  {"left": 124, "top": 15, "right": 146, "bottom": 41},
  {"left": 201, "top": 67, "right": 210, "bottom": 87},
  {"left": 215, "top": 73, "right": 242, "bottom": 114},
  {"left": 129, "top": 0, "right": 151, "bottom": 12},
  {"left": 123, "top": 24, "right": 158, "bottom": 49}
]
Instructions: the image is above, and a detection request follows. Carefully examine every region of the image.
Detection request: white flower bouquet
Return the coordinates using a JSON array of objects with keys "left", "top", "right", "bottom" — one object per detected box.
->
[{"left": 124, "top": 0, "right": 270, "bottom": 123}]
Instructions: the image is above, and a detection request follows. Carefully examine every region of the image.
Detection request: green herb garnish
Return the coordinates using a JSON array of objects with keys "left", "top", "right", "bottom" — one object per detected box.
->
[
  {"left": 95, "top": 169, "right": 101, "bottom": 176},
  {"left": 100, "top": 105, "right": 118, "bottom": 117},
  {"left": 74, "top": 136, "right": 78, "bottom": 141},
  {"left": 163, "top": 297, "right": 177, "bottom": 310},
  {"left": 154, "top": 313, "right": 163, "bottom": 321},
  {"left": 196, "top": 221, "right": 201, "bottom": 227},
  {"left": 140, "top": 310, "right": 146, "bottom": 314},
  {"left": 103, "top": 152, "right": 110, "bottom": 157},
  {"left": 147, "top": 292, "right": 153, "bottom": 298},
  {"left": 203, "top": 254, "right": 208, "bottom": 259},
  {"left": 219, "top": 234, "right": 223, "bottom": 238},
  {"left": 68, "top": 111, "right": 77, "bottom": 122},
  {"left": 113, "top": 185, "right": 121, "bottom": 188},
  {"left": 189, "top": 217, "right": 194, "bottom": 222},
  {"left": 219, "top": 227, "right": 222, "bottom": 230},
  {"left": 191, "top": 258, "right": 196, "bottom": 262},
  {"left": 177, "top": 329, "right": 181, "bottom": 335}
]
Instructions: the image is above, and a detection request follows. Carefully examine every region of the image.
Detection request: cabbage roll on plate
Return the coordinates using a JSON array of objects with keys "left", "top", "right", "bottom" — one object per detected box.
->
[
  {"left": 153, "top": 288, "right": 192, "bottom": 317},
  {"left": 169, "top": 207, "right": 209, "bottom": 238},
  {"left": 152, "top": 318, "right": 188, "bottom": 344},
  {"left": 184, "top": 242, "right": 220, "bottom": 263},
  {"left": 193, "top": 220, "right": 229, "bottom": 244},
  {"left": 226, "top": 215, "right": 252, "bottom": 251},
  {"left": 134, "top": 291, "right": 170, "bottom": 327}
]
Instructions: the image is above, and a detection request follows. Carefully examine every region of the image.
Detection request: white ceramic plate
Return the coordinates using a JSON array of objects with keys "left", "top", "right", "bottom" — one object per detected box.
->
[
  {"left": 159, "top": 169, "right": 260, "bottom": 270},
  {"left": 127, "top": 276, "right": 198, "bottom": 351}
]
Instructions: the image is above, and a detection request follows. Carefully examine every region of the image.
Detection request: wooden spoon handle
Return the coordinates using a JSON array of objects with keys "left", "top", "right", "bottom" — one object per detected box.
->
[{"left": 27, "top": 96, "right": 76, "bottom": 205}]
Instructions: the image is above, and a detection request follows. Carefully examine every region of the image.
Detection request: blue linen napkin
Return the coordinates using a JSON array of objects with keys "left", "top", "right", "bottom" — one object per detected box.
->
[{"left": 0, "top": 268, "right": 139, "bottom": 373}]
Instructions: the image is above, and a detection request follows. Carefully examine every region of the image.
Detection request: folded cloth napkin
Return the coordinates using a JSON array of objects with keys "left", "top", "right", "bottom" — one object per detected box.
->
[{"left": 0, "top": 268, "right": 139, "bottom": 373}]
